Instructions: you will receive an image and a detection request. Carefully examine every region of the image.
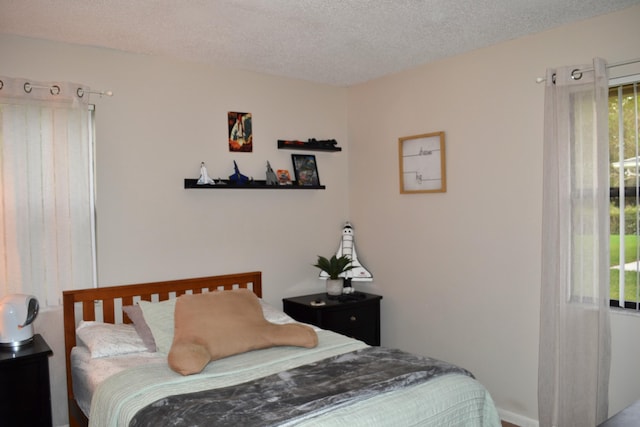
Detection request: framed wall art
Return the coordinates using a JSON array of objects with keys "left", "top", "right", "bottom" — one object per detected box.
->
[
  {"left": 228, "top": 111, "right": 253, "bottom": 152},
  {"left": 291, "top": 154, "right": 320, "bottom": 186},
  {"left": 398, "top": 131, "right": 446, "bottom": 194}
]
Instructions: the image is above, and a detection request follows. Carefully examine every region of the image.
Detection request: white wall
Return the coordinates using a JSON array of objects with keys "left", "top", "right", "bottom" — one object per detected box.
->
[
  {"left": 1, "top": 35, "right": 350, "bottom": 426},
  {"left": 347, "top": 5, "right": 640, "bottom": 425},
  {"left": 2, "top": 5, "right": 640, "bottom": 426}
]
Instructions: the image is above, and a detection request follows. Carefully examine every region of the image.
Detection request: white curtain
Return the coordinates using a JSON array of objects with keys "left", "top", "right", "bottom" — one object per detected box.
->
[
  {"left": 0, "top": 76, "right": 96, "bottom": 307},
  {"left": 539, "top": 58, "right": 611, "bottom": 426}
]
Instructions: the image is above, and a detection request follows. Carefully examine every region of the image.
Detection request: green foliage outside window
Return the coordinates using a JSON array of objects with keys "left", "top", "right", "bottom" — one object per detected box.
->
[
  {"left": 609, "top": 81, "right": 640, "bottom": 304},
  {"left": 610, "top": 203, "right": 640, "bottom": 235}
]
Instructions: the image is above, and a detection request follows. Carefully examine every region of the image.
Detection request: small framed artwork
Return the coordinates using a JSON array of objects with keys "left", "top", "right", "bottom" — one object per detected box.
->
[
  {"left": 291, "top": 154, "right": 320, "bottom": 186},
  {"left": 277, "top": 169, "right": 292, "bottom": 185},
  {"left": 398, "top": 131, "right": 446, "bottom": 194},
  {"left": 228, "top": 111, "right": 253, "bottom": 152}
]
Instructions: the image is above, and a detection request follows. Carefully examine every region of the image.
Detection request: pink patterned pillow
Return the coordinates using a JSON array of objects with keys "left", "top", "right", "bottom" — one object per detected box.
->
[{"left": 123, "top": 304, "right": 157, "bottom": 352}]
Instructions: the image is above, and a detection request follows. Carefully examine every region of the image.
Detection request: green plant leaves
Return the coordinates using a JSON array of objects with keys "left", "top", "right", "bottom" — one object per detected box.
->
[{"left": 313, "top": 255, "right": 354, "bottom": 279}]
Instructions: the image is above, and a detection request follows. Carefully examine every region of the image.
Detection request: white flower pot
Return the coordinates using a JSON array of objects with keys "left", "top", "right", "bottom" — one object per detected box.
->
[{"left": 326, "top": 279, "right": 343, "bottom": 296}]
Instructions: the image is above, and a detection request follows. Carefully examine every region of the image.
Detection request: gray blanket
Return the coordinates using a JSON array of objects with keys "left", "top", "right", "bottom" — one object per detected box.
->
[{"left": 130, "top": 346, "right": 473, "bottom": 427}]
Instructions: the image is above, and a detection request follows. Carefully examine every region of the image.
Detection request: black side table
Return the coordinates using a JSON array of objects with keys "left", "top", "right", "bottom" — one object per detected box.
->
[
  {"left": 0, "top": 334, "right": 53, "bottom": 427},
  {"left": 283, "top": 292, "right": 382, "bottom": 346}
]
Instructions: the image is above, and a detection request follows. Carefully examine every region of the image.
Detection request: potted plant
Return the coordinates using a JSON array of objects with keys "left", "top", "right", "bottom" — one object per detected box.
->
[{"left": 313, "top": 255, "right": 354, "bottom": 296}]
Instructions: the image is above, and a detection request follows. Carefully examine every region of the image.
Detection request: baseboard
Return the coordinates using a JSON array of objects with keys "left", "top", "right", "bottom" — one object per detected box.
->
[{"left": 498, "top": 408, "right": 539, "bottom": 427}]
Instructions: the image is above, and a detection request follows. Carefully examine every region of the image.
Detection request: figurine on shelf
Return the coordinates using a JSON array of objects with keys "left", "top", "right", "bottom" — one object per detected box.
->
[
  {"left": 228, "top": 160, "right": 250, "bottom": 184},
  {"left": 277, "top": 169, "right": 292, "bottom": 185},
  {"left": 197, "top": 162, "right": 215, "bottom": 185},
  {"left": 307, "top": 138, "right": 338, "bottom": 149},
  {"left": 265, "top": 161, "right": 278, "bottom": 186},
  {"left": 278, "top": 138, "right": 341, "bottom": 150}
]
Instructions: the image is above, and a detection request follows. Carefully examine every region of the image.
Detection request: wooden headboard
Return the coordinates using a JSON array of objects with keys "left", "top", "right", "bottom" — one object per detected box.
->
[{"left": 62, "top": 271, "right": 262, "bottom": 427}]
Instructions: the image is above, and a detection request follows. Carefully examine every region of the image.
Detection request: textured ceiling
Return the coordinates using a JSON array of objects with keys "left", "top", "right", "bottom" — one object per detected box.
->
[{"left": 1, "top": 0, "right": 639, "bottom": 86}]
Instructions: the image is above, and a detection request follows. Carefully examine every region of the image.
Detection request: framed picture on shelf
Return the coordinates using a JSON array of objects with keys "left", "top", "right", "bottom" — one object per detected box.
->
[
  {"left": 398, "top": 131, "right": 446, "bottom": 194},
  {"left": 276, "top": 169, "right": 292, "bottom": 185},
  {"left": 291, "top": 154, "right": 320, "bottom": 186}
]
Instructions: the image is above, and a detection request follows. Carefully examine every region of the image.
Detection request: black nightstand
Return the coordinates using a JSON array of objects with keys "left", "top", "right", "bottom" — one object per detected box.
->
[
  {"left": 0, "top": 334, "right": 53, "bottom": 427},
  {"left": 283, "top": 292, "right": 382, "bottom": 346}
]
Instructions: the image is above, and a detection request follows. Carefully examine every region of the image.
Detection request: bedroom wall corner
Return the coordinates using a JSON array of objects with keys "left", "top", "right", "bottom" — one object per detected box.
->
[{"left": 346, "top": 3, "right": 640, "bottom": 424}]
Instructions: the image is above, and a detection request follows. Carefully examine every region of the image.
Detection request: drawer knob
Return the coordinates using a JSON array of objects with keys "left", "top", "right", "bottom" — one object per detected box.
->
[{"left": 350, "top": 315, "right": 357, "bottom": 322}]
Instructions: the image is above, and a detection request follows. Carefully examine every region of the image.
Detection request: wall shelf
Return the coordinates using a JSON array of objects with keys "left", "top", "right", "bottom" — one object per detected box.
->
[
  {"left": 277, "top": 140, "right": 342, "bottom": 152},
  {"left": 184, "top": 179, "right": 325, "bottom": 190}
]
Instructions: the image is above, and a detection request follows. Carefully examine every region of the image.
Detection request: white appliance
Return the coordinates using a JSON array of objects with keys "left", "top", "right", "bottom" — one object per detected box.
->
[{"left": 0, "top": 294, "right": 39, "bottom": 349}]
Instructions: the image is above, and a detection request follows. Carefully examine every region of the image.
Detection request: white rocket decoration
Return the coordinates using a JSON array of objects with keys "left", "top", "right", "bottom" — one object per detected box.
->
[
  {"left": 320, "top": 222, "right": 373, "bottom": 282},
  {"left": 197, "top": 162, "right": 215, "bottom": 185}
]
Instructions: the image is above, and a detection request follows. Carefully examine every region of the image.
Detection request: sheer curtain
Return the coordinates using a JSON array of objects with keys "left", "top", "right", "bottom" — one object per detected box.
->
[
  {"left": 539, "top": 58, "right": 611, "bottom": 426},
  {"left": 0, "top": 76, "right": 96, "bottom": 307}
]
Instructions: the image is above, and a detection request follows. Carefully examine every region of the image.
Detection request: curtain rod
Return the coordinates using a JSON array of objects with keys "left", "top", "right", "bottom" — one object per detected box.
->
[
  {"left": 535, "top": 57, "right": 640, "bottom": 83},
  {"left": 21, "top": 82, "right": 113, "bottom": 97}
]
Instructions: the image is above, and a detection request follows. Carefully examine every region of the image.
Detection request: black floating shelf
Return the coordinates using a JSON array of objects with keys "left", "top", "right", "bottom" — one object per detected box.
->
[
  {"left": 277, "top": 141, "right": 342, "bottom": 152},
  {"left": 184, "top": 179, "right": 325, "bottom": 190}
]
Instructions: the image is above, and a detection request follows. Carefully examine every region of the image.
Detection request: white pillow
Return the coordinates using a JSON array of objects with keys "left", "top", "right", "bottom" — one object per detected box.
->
[
  {"left": 76, "top": 321, "right": 147, "bottom": 358},
  {"left": 137, "top": 296, "right": 298, "bottom": 354},
  {"left": 259, "top": 299, "right": 297, "bottom": 324},
  {"left": 138, "top": 299, "right": 177, "bottom": 354}
]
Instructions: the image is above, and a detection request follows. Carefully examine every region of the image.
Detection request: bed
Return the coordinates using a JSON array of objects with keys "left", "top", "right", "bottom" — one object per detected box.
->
[{"left": 63, "top": 271, "right": 501, "bottom": 427}]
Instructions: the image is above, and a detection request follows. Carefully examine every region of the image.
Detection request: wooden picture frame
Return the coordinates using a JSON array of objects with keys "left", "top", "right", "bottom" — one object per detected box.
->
[
  {"left": 291, "top": 154, "right": 320, "bottom": 186},
  {"left": 398, "top": 131, "right": 446, "bottom": 194}
]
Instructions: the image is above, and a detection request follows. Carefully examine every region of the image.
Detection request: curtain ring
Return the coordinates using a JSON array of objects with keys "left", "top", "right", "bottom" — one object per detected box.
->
[
  {"left": 24, "top": 82, "right": 32, "bottom": 93},
  {"left": 0, "top": 80, "right": 3, "bottom": 90},
  {"left": 571, "top": 69, "right": 583, "bottom": 80},
  {"left": 77, "top": 87, "right": 85, "bottom": 98},
  {"left": 551, "top": 73, "right": 556, "bottom": 84},
  {"left": 50, "top": 85, "right": 61, "bottom": 95}
]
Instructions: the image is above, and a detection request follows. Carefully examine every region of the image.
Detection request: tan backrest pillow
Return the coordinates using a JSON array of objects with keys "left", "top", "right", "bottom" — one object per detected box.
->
[{"left": 168, "top": 289, "right": 318, "bottom": 375}]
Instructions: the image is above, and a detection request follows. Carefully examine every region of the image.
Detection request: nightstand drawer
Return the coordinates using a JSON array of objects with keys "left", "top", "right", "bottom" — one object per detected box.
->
[
  {"left": 322, "top": 306, "right": 376, "bottom": 331},
  {"left": 282, "top": 292, "right": 382, "bottom": 346}
]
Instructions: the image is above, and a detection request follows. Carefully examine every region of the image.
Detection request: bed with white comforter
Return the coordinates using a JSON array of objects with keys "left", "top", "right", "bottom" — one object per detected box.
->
[{"left": 63, "top": 272, "right": 501, "bottom": 427}]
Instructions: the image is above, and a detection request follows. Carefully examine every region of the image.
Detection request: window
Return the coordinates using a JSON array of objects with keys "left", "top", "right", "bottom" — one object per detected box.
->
[{"left": 610, "top": 75, "right": 640, "bottom": 309}]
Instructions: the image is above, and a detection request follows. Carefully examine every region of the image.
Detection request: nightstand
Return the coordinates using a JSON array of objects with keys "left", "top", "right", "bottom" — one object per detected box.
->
[
  {"left": 0, "top": 334, "right": 53, "bottom": 427},
  {"left": 283, "top": 292, "right": 382, "bottom": 346}
]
